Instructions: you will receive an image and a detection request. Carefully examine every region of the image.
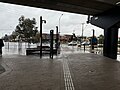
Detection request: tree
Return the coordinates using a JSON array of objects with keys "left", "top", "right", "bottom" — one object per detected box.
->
[
  {"left": 3, "top": 34, "right": 9, "bottom": 42},
  {"left": 118, "top": 37, "right": 120, "bottom": 44},
  {"left": 10, "top": 31, "right": 18, "bottom": 41},
  {"left": 98, "top": 34, "right": 104, "bottom": 44},
  {"left": 15, "top": 15, "right": 38, "bottom": 42}
]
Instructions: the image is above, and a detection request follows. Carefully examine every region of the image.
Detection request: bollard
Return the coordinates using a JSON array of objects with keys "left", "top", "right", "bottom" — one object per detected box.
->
[
  {"left": 83, "top": 44, "right": 85, "bottom": 52},
  {"left": 50, "top": 30, "right": 54, "bottom": 59},
  {"left": 91, "top": 45, "right": 94, "bottom": 53},
  {"left": 56, "top": 26, "right": 59, "bottom": 55}
]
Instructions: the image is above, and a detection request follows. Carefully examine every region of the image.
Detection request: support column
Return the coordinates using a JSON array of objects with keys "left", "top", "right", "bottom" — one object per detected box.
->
[{"left": 103, "top": 26, "right": 118, "bottom": 59}]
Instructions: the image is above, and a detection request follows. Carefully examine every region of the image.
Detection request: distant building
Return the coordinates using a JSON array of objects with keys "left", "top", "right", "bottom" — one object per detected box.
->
[{"left": 60, "top": 34, "right": 72, "bottom": 43}]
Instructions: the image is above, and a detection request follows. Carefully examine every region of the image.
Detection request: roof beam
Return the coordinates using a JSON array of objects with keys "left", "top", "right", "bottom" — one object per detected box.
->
[{"left": 0, "top": 0, "right": 116, "bottom": 15}]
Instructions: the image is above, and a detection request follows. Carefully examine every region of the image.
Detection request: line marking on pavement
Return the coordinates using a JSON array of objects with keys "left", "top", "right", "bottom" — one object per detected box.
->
[{"left": 63, "top": 57, "right": 75, "bottom": 90}]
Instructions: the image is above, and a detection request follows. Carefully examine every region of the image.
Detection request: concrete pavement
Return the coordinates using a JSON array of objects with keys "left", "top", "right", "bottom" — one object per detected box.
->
[
  {"left": 0, "top": 55, "right": 65, "bottom": 90},
  {"left": 0, "top": 64, "right": 5, "bottom": 74},
  {"left": 0, "top": 46, "right": 120, "bottom": 90}
]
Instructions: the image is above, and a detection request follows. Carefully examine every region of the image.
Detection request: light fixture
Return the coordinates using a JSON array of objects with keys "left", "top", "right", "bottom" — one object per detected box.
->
[
  {"left": 95, "top": 17, "right": 98, "bottom": 20},
  {"left": 116, "top": 1, "right": 120, "bottom": 5}
]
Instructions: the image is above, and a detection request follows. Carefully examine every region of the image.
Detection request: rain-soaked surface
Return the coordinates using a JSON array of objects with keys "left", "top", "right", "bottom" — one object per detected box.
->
[
  {"left": 2, "top": 42, "right": 91, "bottom": 56},
  {"left": 3, "top": 42, "right": 37, "bottom": 55},
  {"left": 1, "top": 42, "right": 120, "bottom": 90},
  {"left": 2, "top": 42, "right": 120, "bottom": 61}
]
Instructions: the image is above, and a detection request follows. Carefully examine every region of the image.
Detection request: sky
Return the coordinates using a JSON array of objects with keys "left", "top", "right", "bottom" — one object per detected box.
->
[{"left": 0, "top": 2, "right": 106, "bottom": 38}]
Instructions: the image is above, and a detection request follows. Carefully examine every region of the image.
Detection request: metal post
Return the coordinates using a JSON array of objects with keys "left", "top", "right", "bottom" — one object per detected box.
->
[
  {"left": 39, "top": 16, "right": 46, "bottom": 58},
  {"left": 92, "top": 29, "right": 95, "bottom": 51},
  {"left": 93, "top": 29, "right": 95, "bottom": 37},
  {"left": 50, "top": 30, "right": 54, "bottom": 59},
  {"left": 59, "top": 14, "right": 63, "bottom": 47},
  {"left": 81, "top": 23, "right": 84, "bottom": 38},
  {"left": 59, "top": 14, "right": 63, "bottom": 34},
  {"left": 84, "top": 44, "right": 85, "bottom": 52},
  {"left": 40, "top": 16, "right": 42, "bottom": 58},
  {"left": 56, "top": 26, "right": 59, "bottom": 51}
]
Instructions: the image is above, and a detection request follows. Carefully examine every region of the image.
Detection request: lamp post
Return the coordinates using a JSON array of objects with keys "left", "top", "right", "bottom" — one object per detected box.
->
[
  {"left": 81, "top": 23, "right": 88, "bottom": 42},
  {"left": 59, "top": 14, "right": 63, "bottom": 33},
  {"left": 59, "top": 14, "right": 63, "bottom": 43},
  {"left": 81, "top": 23, "right": 85, "bottom": 39},
  {"left": 40, "top": 16, "right": 46, "bottom": 58}
]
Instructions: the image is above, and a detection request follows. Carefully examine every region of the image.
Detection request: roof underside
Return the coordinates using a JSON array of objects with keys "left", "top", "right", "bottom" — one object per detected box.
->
[{"left": 0, "top": 0, "right": 120, "bottom": 15}]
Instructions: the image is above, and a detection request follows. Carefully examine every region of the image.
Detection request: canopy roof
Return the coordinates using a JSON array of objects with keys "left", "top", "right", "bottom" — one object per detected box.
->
[{"left": 0, "top": 0, "right": 120, "bottom": 15}]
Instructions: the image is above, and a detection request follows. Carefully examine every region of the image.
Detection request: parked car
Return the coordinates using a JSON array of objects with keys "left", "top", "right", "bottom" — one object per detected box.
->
[
  {"left": 81, "top": 41, "right": 90, "bottom": 45},
  {"left": 68, "top": 41, "right": 77, "bottom": 46}
]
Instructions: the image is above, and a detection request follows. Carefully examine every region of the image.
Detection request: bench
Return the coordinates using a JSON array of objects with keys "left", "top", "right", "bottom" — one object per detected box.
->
[{"left": 26, "top": 46, "right": 57, "bottom": 55}]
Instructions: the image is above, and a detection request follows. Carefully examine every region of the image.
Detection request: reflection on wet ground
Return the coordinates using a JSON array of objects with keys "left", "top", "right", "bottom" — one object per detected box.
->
[
  {"left": 2, "top": 42, "right": 120, "bottom": 61},
  {"left": 1, "top": 42, "right": 120, "bottom": 90},
  {"left": 3, "top": 42, "right": 37, "bottom": 55},
  {"left": 3, "top": 42, "right": 90, "bottom": 55}
]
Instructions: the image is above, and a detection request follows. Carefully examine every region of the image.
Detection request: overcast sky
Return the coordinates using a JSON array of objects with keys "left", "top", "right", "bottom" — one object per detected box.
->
[{"left": 0, "top": 2, "right": 106, "bottom": 38}]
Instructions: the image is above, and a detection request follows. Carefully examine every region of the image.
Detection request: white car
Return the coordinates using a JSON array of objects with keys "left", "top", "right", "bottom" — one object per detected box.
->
[
  {"left": 81, "top": 41, "right": 90, "bottom": 45},
  {"left": 68, "top": 41, "right": 77, "bottom": 46}
]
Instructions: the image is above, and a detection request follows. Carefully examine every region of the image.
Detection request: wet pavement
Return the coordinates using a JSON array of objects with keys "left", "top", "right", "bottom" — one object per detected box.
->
[
  {"left": 63, "top": 53, "right": 120, "bottom": 90},
  {"left": 0, "top": 43, "right": 120, "bottom": 90},
  {"left": 0, "top": 55, "right": 64, "bottom": 90},
  {"left": 0, "top": 64, "right": 5, "bottom": 74}
]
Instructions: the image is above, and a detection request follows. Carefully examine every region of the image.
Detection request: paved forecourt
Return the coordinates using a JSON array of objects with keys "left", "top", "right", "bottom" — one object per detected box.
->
[{"left": 0, "top": 46, "right": 120, "bottom": 90}]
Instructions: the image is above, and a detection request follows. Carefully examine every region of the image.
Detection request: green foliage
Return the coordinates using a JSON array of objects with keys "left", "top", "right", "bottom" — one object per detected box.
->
[
  {"left": 15, "top": 15, "right": 38, "bottom": 42},
  {"left": 98, "top": 34, "right": 104, "bottom": 44},
  {"left": 118, "top": 38, "right": 120, "bottom": 44}
]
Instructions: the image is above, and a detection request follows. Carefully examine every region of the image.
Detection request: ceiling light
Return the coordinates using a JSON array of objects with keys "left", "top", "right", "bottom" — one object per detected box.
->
[
  {"left": 95, "top": 17, "right": 98, "bottom": 20},
  {"left": 116, "top": 2, "right": 120, "bottom": 5}
]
